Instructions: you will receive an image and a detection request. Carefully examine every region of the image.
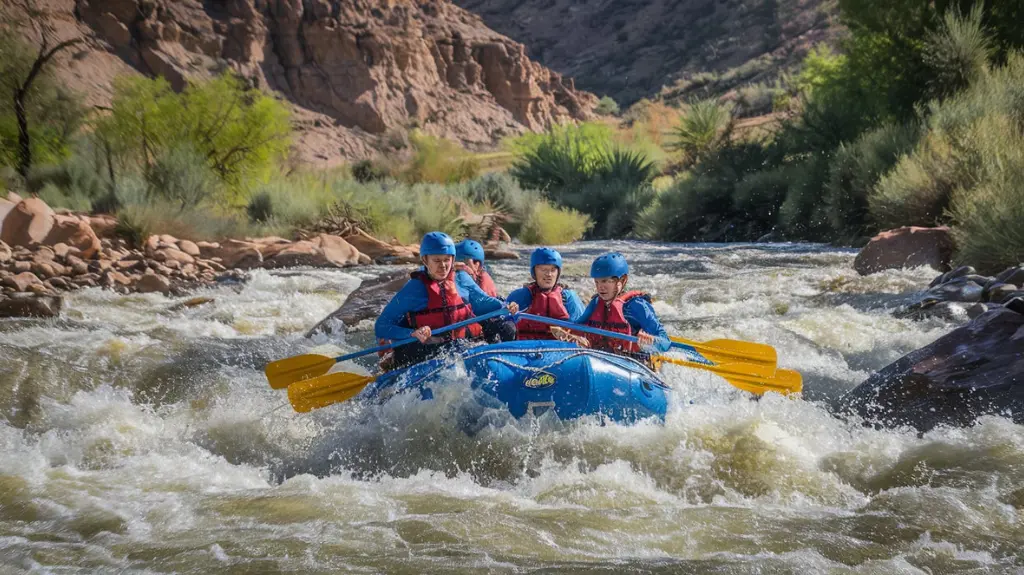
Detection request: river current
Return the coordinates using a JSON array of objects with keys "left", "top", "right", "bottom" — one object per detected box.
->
[{"left": 1, "top": 241, "right": 1021, "bottom": 573}]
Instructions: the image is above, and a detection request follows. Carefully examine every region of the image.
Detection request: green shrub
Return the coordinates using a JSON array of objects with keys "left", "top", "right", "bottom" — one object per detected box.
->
[
  {"left": 115, "top": 198, "right": 257, "bottom": 246},
  {"left": 869, "top": 52, "right": 1024, "bottom": 229},
  {"left": 145, "top": 145, "right": 219, "bottom": 208},
  {"left": 510, "top": 123, "right": 657, "bottom": 238},
  {"left": 96, "top": 73, "right": 291, "bottom": 196},
  {"left": 457, "top": 171, "right": 534, "bottom": 218},
  {"left": 777, "top": 156, "right": 833, "bottom": 239},
  {"left": 948, "top": 115, "right": 1024, "bottom": 273},
  {"left": 245, "top": 190, "right": 275, "bottom": 223},
  {"left": 595, "top": 96, "right": 620, "bottom": 116},
  {"left": 824, "top": 121, "right": 921, "bottom": 241},
  {"left": 244, "top": 174, "right": 336, "bottom": 228},
  {"left": 731, "top": 165, "right": 793, "bottom": 239},
  {"left": 402, "top": 131, "right": 479, "bottom": 184},
  {"left": 922, "top": 4, "right": 994, "bottom": 100},
  {"left": 519, "top": 202, "right": 592, "bottom": 245},
  {"left": 37, "top": 182, "right": 91, "bottom": 212},
  {"left": 351, "top": 159, "right": 389, "bottom": 183},
  {"left": 667, "top": 99, "right": 734, "bottom": 166}
]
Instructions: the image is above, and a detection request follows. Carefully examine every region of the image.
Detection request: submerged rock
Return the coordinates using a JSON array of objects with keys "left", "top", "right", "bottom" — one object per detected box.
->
[
  {"left": 305, "top": 268, "right": 413, "bottom": 337},
  {"left": 0, "top": 293, "right": 63, "bottom": 318},
  {"left": 836, "top": 305, "right": 1024, "bottom": 432}
]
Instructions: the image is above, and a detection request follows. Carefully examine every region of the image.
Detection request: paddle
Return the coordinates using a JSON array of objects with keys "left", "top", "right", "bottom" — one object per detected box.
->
[
  {"left": 286, "top": 371, "right": 377, "bottom": 413},
  {"left": 669, "top": 335, "right": 776, "bottom": 370},
  {"left": 515, "top": 313, "right": 775, "bottom": 369},
  {"left": 265, "top": 308, "right": 510, "bottom": 389},
  {"left": 516, "top": 313, "right": 801, "bottom": 396},
  {"left": 652, "top": 356, "right": 802, "bottom": 396}
]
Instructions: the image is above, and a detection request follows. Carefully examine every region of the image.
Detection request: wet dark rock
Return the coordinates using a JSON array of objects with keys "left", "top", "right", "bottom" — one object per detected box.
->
[
  {"left": 984, "top": 283, "right": 1018, "bottom": 304},
  {"left": 306, "top": 268, "right": 413, "bottom": 338},
  {"left": 994, "top": 265, "right": 1024, "bottom": 288},
  {"left": 929, "top": 265, "right": 975, "bottom": 288},
  {"left": 836, "top": 306, "right": 1024, "bottom": 433},
  {"left": 0, "top": 293, "right": 63, "bottom": 318},
  {"left": 893, "top": 299, "right": 969, "bottom": 321}
]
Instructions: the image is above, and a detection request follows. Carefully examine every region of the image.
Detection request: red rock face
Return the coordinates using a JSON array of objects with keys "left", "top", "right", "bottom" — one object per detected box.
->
[{"left": 67, "top": 0, "right": 596, "bottom": 163}]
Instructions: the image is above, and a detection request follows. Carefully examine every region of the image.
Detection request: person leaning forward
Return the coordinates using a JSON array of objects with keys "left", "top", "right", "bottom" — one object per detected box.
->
[
  {"left": 557, "top": 252, "right": 670, "bottom": 365},
  {"left": 506, "top": 247, "right": 585, "bottom": 340},
  {"left": 374, "top": 231, "right": 519, "bottom": 369}
]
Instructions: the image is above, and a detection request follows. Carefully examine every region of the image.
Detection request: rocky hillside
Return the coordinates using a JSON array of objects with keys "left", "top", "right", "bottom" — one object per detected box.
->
[
  {"left": 454, "top": 0, "right": 842, "bottom": 106},
  {"left": 24, "top": 0, "right": 597, "bottom": 165}
]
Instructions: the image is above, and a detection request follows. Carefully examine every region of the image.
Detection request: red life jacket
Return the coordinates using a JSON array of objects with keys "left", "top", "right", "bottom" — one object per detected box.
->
[
  {"left": 378, "top": 270, "right": 481, "bottom": 357},
  {"left": 584, "top": 290, "right": 651, "bottom": 353},
  {"left": 516, "top": 283, "right": 570, "bottom": 340},
  {"left": 456, "top": 262, "right": 499, "bottom": 298}
]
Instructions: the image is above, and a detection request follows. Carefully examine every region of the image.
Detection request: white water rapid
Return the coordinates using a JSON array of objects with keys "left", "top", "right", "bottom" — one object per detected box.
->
[{"left": 2, "top": 241, "right": 1021, "bottom": 573}]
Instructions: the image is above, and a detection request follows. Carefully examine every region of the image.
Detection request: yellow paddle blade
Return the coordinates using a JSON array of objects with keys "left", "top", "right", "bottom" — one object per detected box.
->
[
  {"left": 721, "top": 368, "right": 802, "bottom": 396},
  {"left": 654, "top": 355, "right": 776, "bottom": 379},
  {"left": 653, "top": 356, "right": 802, "bottom": 396},
  {"left": 286, "top": 371, "right": 376, "bottom": 413},
  {"left": 671, "top": 336, "right": 777, "bottom": 369},
  {"left": 265, "top": 354, "right": 337, "bottom": 389}
]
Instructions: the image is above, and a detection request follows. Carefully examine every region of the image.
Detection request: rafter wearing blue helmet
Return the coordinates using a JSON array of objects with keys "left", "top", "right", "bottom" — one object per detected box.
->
[
  {"left": 505, "top": 247, "right": 585, "bottom": 340},
  {"left": 455, "top": 239, "right": 499, "bottom": 298},
  {"left": 375, "top": 231, "right": 519, "bottom": 368},
  {"left": 568, "top": 252, "right": 670, "bottom": 359}
]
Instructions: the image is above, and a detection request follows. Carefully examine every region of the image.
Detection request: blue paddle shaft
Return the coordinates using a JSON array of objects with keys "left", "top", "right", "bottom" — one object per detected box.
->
[
  {"left": 332, "top": 308, "right": 510, "bottom": 363},
  {"left": 514, "top": 313, "right": 713, "bottom": 366}
]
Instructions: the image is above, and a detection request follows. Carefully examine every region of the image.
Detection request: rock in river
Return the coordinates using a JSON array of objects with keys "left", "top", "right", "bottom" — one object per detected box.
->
[{"left": 835, "top": 304, "right": 1024, "bottom": 432}]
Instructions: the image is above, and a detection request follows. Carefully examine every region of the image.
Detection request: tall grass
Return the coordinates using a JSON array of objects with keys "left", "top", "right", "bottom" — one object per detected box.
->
[{"left": 519, "top": 203, "right": 592, "bottom": 245}]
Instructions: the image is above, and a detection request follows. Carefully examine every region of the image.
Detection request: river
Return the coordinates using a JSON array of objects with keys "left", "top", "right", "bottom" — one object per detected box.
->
[{"left": 2, "top": 241, "right": 1022, "bottom": 573}]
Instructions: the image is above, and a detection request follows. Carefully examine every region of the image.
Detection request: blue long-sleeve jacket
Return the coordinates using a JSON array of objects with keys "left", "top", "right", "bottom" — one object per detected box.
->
[
  {"left": 374, "top": 269, "right": 506, "bottom": 341},
  {"left": 505, "top": 285, "right": 586, "bottom": 321},
  {"left": 577, "top": 295, "right": 672, "bottom": 352}
]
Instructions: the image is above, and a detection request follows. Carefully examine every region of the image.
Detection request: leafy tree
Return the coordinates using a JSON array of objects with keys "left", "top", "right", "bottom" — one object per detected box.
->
[
  {"left": 96, "top": 73, "right": 292, "bottom": 193},
  {"left": 0, "top": 1, "right": 85, "bottom": 176}
]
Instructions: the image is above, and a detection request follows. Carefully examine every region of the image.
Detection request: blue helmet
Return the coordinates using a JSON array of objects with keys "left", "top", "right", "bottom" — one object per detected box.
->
[
  {"left": 590, "top": 252, "right": 629, "bottom": 278},
  {"left": 529, "top": 247, "right": 562, "bottom": 278},
  {"left": 419, "top": 231, "right": 456, "bottom": 257},
  {"left": 455, "top": 239, "right": 486, "bottom": 262}
]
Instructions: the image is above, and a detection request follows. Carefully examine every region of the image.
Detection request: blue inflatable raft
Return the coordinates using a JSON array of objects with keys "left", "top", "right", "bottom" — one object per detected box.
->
[{"left": 359, "top": 339, "right": 671, "bottom": 423}]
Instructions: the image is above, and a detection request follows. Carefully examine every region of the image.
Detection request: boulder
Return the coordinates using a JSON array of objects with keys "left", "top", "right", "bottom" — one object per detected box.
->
[
  {"left": 198, "top": 239, "right": 263, "bottom": 269},
  {"left": 2, "top": 271, "right": 42, "bottom": 292},
  {"left": 484, "top": 247, "right": 520, "bottom": 260},
  {"left": 43, "top": 214, "right": 101, "bottom": 259},
  {"left": 177, "top": 240, "right": 201, "bottom": 257},
  {"left": 835, "top": 306, "right": 1024, "bottom": 432},
  {"left": 261, "top": 240, "right": 322, "bottom": 268},
  {"left": 995, "top": 265, "right": 1024, "bottom": 288},
  {"left": 0, "top": 195, "right": 18, "bottom": 225},
  {"left": 0, "top": 293, "right": 62, "bottom": 318},
  {"left": 154, "top": 247, "right": 196, "bottom": 265},
  {"left": 343, "top": 229, "right": 420, "bottom": 264},
  {"left": 0, "top": 241, "right": 11, "bottom": 263},
  {"left": 306, "top": 267, "right": 414, "bottom": 337},
  {"left": 312, "top": 234, "right": 362, "bottom": 267},
  {"left": 854, "top": 226, "right": 955, "bottom": 276},
  {"left": 1, "top": 198, "right": 55, "bottom": 247},
  {"left": 134, "top": 272, "right": 172, "bottom": 294},
  {"left": 86, "top": 215, "right": 118, "bottom": 238}
]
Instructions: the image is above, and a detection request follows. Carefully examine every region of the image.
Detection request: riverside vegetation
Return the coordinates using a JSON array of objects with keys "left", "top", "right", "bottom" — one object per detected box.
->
[{"left": 2, "top": 0, "right": 1022, "bottom": 274}]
